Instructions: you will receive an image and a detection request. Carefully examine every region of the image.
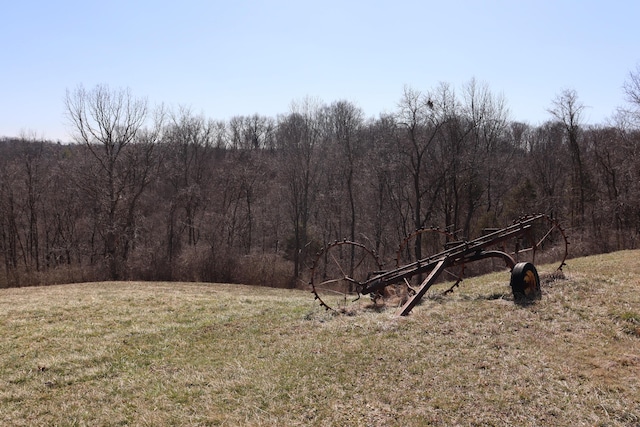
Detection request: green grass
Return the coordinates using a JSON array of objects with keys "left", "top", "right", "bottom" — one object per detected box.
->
[{"left": 1, "top": 251, "right": 640, "bottom": 426}]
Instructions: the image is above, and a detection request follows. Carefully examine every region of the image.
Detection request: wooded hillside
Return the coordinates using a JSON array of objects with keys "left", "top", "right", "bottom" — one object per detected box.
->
[{"left": 2, "top": 76, "right": 640, "bottom": 288}]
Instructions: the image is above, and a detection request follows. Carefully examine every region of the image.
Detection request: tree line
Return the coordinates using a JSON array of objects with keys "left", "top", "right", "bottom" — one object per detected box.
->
[{"left": 2, "top": 72, "right": 640, "bottom": 289}]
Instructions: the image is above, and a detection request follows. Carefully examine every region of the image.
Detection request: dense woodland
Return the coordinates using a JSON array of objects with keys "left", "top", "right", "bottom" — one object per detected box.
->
[{"left": 2, "top": 73, "right": 640, "bottom": 289}]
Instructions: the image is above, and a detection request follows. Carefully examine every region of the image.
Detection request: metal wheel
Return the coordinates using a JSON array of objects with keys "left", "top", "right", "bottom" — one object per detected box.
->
[
  {"left": 510, "top": 262, "right": 541, "bottom": 301},
  {"left": 310, "top": 241, "right": 383, "bottom": 313}
]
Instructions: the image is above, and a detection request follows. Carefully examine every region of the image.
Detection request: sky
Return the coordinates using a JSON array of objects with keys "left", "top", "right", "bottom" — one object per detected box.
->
[{"left": 2, "top": 0, "right": 639, "bottom": 142}]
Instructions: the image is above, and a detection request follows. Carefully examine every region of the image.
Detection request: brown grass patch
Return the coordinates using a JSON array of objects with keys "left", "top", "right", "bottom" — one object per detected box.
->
[{"left": 1, "top": 251, "right": 639, "bottom": 425}]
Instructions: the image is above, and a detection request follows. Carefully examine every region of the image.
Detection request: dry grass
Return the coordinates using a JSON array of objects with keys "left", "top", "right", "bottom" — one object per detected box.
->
[{"left": 1, "top": 251, "right": 639, "bottom": 426}]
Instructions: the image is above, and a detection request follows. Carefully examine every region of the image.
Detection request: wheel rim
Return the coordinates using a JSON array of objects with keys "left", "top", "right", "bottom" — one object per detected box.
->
[
  {"left": 523, "top": 269, "right": 538, "bottom": 297},
  {"left": 310, "top": 241, "right": 383, "bottom": 313}
]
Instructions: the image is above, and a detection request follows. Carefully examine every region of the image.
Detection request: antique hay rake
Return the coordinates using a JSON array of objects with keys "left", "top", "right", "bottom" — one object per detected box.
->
[{"left": 309, "top": 214, "right": 568, "bottom": 316}]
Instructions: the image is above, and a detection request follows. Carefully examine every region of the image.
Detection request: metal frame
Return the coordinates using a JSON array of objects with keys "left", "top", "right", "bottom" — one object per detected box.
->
[{"left": 310, "top": 214, "right": 568, "bottom": 316}]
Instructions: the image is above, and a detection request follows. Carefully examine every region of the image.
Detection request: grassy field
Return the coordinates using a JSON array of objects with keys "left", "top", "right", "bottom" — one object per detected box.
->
[{"left": 1, "top": 251, "right": 639, "bottom": 426}]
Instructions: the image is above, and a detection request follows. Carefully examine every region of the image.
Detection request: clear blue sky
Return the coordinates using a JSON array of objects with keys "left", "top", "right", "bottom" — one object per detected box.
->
[{"left": 2, "top": 0, "right": 639, "bottom": 141}]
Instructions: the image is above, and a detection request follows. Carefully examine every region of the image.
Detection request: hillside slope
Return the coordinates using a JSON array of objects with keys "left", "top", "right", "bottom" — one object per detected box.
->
[{"left": 1, "top": 251, "right": 639, "bottom": 426}]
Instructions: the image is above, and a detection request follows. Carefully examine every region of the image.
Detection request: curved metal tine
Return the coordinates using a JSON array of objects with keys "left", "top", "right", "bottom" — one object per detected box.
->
[
  {"left": 314, "top": 286, "right": 350, "bottom": 296},
  {"left": 403, "top": 277, "right": 417, "bottom": 293},
  {"left": 317, "top": 277, "right": 345, "bottom": 288}
]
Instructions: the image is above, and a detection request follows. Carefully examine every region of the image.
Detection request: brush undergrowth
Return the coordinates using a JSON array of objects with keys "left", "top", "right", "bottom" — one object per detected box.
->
[{"left": 1, "top": 251, "right": 639, "bottom": 426}]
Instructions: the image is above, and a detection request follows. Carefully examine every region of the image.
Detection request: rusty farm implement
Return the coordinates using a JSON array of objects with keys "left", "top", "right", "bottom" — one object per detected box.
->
[{"left": 309, "top": 214, "right": 568, "bottom": 316}]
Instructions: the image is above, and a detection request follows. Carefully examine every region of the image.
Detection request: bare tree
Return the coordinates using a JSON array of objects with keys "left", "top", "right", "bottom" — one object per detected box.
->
[
  {"left": 460, "top": 78, "right": 510, "bottom": 234},
  {"left": 0, "top": 148, "right": 20, "bottom": 283},
  {"left": 395, "top": 86, "right": 449, "bottom": 248},
  {"left": 65, "top": 84, "right": 163, "bottom": 279},
  {"left": 548, "top": 89, "right": 588, "bottom": 226},
  {"left": 229, "top": 114, "right": 276, "bottom": 150},
  {"left": 364, "top": 114, "right": 401, "bottom": 255},
  {"left": 0, "top": 136, "right": 53, "bottom": 285},
  {"left": 328, "top": 100, "right": 365, "bottom": 243},
  {"left": 158, "top": 108, "right": 219, "bottom": 278},
  {"left": 623, "top": 64, "right": 640, "bottom": 108},
  {"left": 530, "top": 122, "right": 565, "bottom": 213},
  {"left": 277, "top": 98, "right": 325, "bottom": 282}
]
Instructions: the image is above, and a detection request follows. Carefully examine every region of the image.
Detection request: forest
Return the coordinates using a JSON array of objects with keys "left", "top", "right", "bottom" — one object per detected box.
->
[{"left": 2, "top": 72, "right": 640, "bottom": 289}]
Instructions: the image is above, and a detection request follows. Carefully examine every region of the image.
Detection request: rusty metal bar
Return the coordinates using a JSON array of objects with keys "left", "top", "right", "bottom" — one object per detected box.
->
[{"left": 397, "top": 258, "right": 448, "bottom": 316}]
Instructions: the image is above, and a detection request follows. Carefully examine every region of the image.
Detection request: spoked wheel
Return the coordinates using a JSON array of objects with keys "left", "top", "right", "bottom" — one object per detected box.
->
[
  {"left": 511, "top": 214, "right": 569, "bottom": 273},
  {"left": 510, "top": 262, "right": 541, "bottom": 301},
  {"left": 396, "top": 228, "right": 463, "bottom": 295},
  {"left": 310, "top": 241, "right": 383, "bottom": 313}
]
